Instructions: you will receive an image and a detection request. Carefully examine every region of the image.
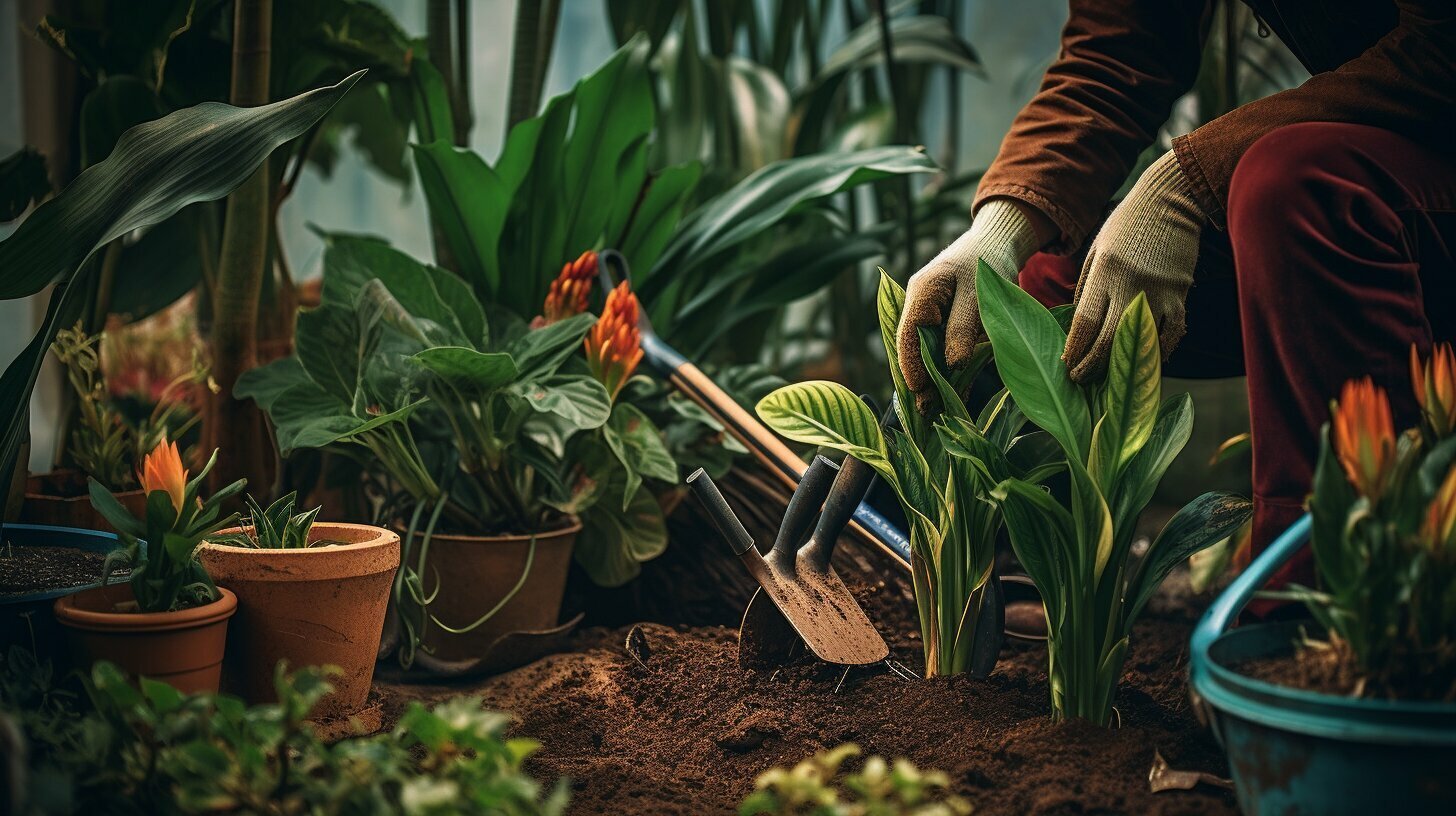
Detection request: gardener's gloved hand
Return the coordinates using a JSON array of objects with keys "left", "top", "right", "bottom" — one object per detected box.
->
[
  {"left": 1062, "top": 150, "right": 1204, "bottom": 383},
  {"left": 898, "top": 198, "right": 1042, "bottom": 412}
]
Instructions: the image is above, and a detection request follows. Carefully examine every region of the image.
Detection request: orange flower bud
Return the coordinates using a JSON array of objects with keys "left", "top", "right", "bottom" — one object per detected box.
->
[
  {"left": 1411, "top": 342, "right": 1456, "bottom": 439},
  {"left": 586, "top": 281, "right": 644, "bottom": 401},
  {"left": 539, "top": 251, "right": 598, "bottom": 326},
  {"left": 138, "top": 439, "right": 188, "bottom": 514},
  {"left": 1423, "top": 466, "right": 1456, "bottom": 553},
  {"left": 1332, "top": 377, "right": 1395, "bottom": 499}
]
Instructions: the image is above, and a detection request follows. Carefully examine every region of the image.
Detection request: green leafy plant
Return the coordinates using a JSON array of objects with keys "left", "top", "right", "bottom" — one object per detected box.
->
[
  {"left": 974, "top": 262, "right": 1251, "bottom": 723},
  {"left": 88, "top": 440, "right": 245, "bottom": 612},
  {"left": 236, "top": 235, "right": 610, "bottom": 664},
  {"left": 1293, "top": 348, "right": 1456, "bottom": 700},
  {"left": 0, "top": 73, "right": 358, "bottom": 535},
  {"left": 0, "top": 649, "right": 567, "bottom": 815},
  {"left": 757, "top": 271, "right": 1063, "bottom": 677},
  {"left": 738, "top": 743, "right": 971, "bottom": 816},
  {"left": 211, "top": 491, "right": 330, "bottom": 550}
]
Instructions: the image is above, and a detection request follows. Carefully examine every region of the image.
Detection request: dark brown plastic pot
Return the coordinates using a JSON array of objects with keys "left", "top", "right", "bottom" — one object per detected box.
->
[
  {"left": 22, "top": 469, "right": 145, "bottom": 533},
  {"left": 415, "top": 519, "right": 578, "bottom": 662},
  {"left": 53, "top": 583, "right": 236, "bottom": 694},
  {"left": 198, "top": 523, "right": 399, "bottom": 719}
]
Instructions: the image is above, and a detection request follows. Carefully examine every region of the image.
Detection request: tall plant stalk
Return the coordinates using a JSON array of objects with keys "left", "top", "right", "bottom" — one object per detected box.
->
[
  {"left": 505, "top": 0, "right": 562, "bottom": 133},
  {"left": 208, "top": 0, "right": 273, "bottom": 493},
  {"left": 873, "top": 0, "right": 916, "bottom": 276}
]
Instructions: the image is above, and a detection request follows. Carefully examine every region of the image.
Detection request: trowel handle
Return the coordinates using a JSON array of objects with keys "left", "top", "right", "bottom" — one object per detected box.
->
[
  {"left": 806, "top": 455, "right": 876, "bottom": 567},
  {"left": 686, "top": 469, "right": 755, "bottom": 556},
  {"left": 773, "top": 455, "right": 838, "bottom": 553}
]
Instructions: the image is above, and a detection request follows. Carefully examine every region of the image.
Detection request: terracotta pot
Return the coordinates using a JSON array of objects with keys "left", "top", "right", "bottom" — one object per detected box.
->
[
  {"left": 54, "top": 583, "right": 236, "bottom": 694},
  {"left": 198, "top": 523, "right": 399, "bottom": 719},
  {"left": 22, "top": 469, "right": 145, "bottom": 533},
  {"left": 414, "top": 519, "right": 579, "bottom": 662}
]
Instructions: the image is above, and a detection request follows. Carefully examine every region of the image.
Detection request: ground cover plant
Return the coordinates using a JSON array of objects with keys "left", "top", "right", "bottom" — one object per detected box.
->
[
  {"left": 756, "top": 271, "right": 1062, "bottom": 676},
  {"left": 89, "top": 440, "right": 245, "bottom": 612},
  {"left": 1291, "top": 346, "right": 1456, "bottom": 700},
  {"left": 974, "top": 263, "right": 1251, "bottom": 724},
  {"left": 740, "top": 743, "right": 972, "bottom": 816},
  {"left": 0, "top": 648, "right": 567, "bottom": 816}
]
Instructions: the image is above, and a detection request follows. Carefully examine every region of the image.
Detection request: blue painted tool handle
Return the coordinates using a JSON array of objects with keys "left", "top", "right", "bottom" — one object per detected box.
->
[
  {"left": 1192, "top": 513, "right": 1311, "bottom": 657},
  {"left": 850, "top": 503, "right": 910, "bottom": 563}
]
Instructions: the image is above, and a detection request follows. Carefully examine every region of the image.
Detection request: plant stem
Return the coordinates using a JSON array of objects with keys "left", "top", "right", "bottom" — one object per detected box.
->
[
  {"left": 872, "top": 0, "right": 916, "bottom": 276},
  {"left": 207, "top": 0, "right": 274, "bottom": 494}
]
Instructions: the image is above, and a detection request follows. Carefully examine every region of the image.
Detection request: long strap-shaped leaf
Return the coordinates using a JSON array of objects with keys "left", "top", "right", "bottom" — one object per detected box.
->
[{"left": 0, "top": 71, "right": 363, "bottom": 521}]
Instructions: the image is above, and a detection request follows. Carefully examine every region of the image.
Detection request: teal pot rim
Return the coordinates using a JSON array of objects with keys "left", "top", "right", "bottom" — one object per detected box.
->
[
  {"left": 0, "top": 523, "right": 122, "bottom": 604},
  {"left": 1190, "top": 515, "right": 1456, "bottom": 747}
]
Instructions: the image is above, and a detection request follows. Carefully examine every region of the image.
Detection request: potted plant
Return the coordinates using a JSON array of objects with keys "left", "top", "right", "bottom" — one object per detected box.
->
[
  {"left": 22, "top": 322, "right": 206, "bottom": 532},
  {"left": 755, "top": 271, "right": 1063, "bottom": 677},
  {"left": 52, "top": 440, "right": 245, "bottom": 693},
  {"left": 236, "top": 237, "right": 612, "bottom": 669},
  {"left": 198, "top": 492, "right": 398, "bottom": 721},
  {"left": 1191, "top": 347, "right": 1456, "bottom": 813},
  {"left": 970, "top": 263, "right": 1251, "bottom": 724}
]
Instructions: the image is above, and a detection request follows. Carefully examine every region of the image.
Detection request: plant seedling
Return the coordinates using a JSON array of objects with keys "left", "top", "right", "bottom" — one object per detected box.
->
[
  {"left": 210, "top": 492, "right": 334, "bottom": 550},
  {"left": 975, "top": 261, "right": 1251, "bottom": 724}
]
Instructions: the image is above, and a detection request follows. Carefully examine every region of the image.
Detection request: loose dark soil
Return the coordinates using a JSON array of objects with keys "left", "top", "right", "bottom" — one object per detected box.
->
[
  {"left": 1237, "top": 635, "right": 1456, "bottom": 702},
  {"left": 0, "top": 545, "right": 108, "bottom": 597},
  {"left": 378, "top": 578, "right": 1236, "bottom": 815}
]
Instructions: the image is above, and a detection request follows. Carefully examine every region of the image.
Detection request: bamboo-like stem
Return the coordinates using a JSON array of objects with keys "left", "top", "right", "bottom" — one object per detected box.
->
[
  {"left": 453, "top": 0, "right": 474, "bottom": 145},
  {"left": 505, "top": 0, "right": 561, "bottom": 133},
  {"left": 872, "top": 0, "right": 916, "bottom": 277},
  {"left": 207, "top": 0, "right": 273, "bottom": 493}
]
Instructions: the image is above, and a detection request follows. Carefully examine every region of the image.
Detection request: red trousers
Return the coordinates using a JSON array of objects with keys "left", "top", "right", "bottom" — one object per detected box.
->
[{"left": 1021, "top": 123, "right": 1456, "bottom": 600}]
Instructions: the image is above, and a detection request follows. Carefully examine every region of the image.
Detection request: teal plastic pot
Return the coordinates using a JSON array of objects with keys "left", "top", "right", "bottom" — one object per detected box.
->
[
  {"left": 1190, "top": 515, "right": 1456, "bottom": 815},
  {"left": 1, "top": 523, "right": 121, "bottom": 666}
]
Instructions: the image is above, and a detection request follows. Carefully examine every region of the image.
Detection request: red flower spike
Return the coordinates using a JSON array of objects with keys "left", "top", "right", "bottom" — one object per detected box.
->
[
  {"left": 1332, "top": 377, "right": 1396, "bottom": 500},
  {"left": 1411, "top": 342, "right": 1456, "bottom": 439},
  {"left": 587, "top": 281, "right": 644, "bottom": 401},
  {"left": 539, "top": 250, "right": 598, "bottom": 326}
]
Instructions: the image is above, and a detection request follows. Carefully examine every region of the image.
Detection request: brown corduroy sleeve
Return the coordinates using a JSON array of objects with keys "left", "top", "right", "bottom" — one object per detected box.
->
[
  {"left": 1173, "top": 0, "right": 1456, "bottom": 227},
  {"left": 974, "top": 0, "right": 1213, "bottom": 255}
]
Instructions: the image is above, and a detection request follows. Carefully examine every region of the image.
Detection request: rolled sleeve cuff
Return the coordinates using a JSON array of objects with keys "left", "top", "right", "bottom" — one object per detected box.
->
[
  {"left": 972, "top": 183, "right": 1087, "bottom": 257},
  {"left": 1173, "top": 133, "right": 1226, "bottom": 229}
]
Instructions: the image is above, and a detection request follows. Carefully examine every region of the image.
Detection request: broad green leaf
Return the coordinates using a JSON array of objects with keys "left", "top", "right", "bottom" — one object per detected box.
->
[
  {"left": 992, "top": 478, "right": 1073, "bottom": 622},
  {"left": 267, "top": 384, "right": 421, "bottom": 455},
  {"left": 87, "top": 477, "right": 147, "bottom": 539},
  {"left": 512, "top": 376, "right": 612, "bottom": 431},
  {"left": 1111, "top": 393, "right": 1195, "bottom": 547},
  {"left": 235, "top": 356, "right": 312, "bottom": 412},
  {"left": 977, "top": 261, "right": 1091, "bottom": 460},
  {"left": 411, "top": 140, "right": 510, "bottom": 298},
  {"left": 576, "top": 480, "right": 669, "bottom": 587},
  {"left": 294, "top": 302, "right": 367, "bottom": 403},
  {"left": 646, "top": 146, "right": 938, "bottom": 300},
  {"left": 918, "top": 327, "right": 972, "bottom": 424},
  {"left": 1126, "top": 492, "right": 1253, "bottom": 623},
  {"left": 613, "top": 161, "right": 702, "bottom": 276},
  {"left": 411, "top": 348, "right": 519, "bottom": 393},
  {"left": 1067, "top": 456, "right": 1113, "bottom": 582},
  {"left": 876, "top": 270, "right": 927, "bottom": 442},
  {"left": 1093, "top": 293, "right": 1160, "bottom": 486},
  {"left": 508, "top": 313, "right": 596, "bottom": 381},
  {"left": 0, "top": 72, "right": 360, "bottom": 508},
  {"left": 603, "top": 403, "right": 678, "bottom": 509},
  {"left": 409, "top": 57, "right": 455, "bottom": 146},
  {"left": 886, "top": 426, "right": 942, "bottom": 533},
  {"left": 755, "top": 381, "right": 889, "bottom": 470},
  {"left": 321, "top": 234, "right": 486, "bottom": 347}
]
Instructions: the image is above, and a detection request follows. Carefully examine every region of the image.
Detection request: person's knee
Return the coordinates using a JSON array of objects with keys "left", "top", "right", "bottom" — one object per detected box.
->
[{"left": 1228, "top": 123, "right": 1402, "bottom": 253}]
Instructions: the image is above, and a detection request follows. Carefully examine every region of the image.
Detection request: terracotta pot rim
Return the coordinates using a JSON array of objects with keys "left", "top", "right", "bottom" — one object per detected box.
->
[
  {"left": 404, "top": 516, "right": 582, "bottom": 544},
  {"left": 202, "top": 521, "right": 399, "bottom": 555},
  {"left": 55, "top": 586, "right": 238, "bottom": 633},
  {"left": 26, "top": 469, "right": 144, "bottom": 502}
]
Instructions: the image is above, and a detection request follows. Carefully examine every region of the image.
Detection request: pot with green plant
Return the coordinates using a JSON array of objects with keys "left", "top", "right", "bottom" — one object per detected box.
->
[
  {"left": 754, "top": 271, "right": 1065, "bottom": 677},
  {"left": 236, "top": 237, "right": 613, "bottom": 671},
  {"left": 52, "top": 439, "right": 245, "bottom": 693},
  {"left": 22, "top": 322, "right": 206, "bottom": 532},
  {"left": 199, "top": 492, "right": 399, "bottom": 721},
  {"left": 1191, "top": 350, "right": 1456, "bottom": 814},
  {"left": 969, "top": 262, "right": 1252, "bottom": 724}
]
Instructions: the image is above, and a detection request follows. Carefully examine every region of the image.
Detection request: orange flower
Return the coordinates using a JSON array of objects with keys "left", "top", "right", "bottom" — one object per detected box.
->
[
  {"left": 139, "top": 439, "right": 188, "bottom": 514},
  {"left": 586, "top": 281, "right": 644, "bottom": 401},
  {"left": 1411, "top": 342, "right": 1456, "bottom": 439},
  {"left": 1332, "top": 378, "right": 1396, "bottom": 499},
  {"left": 538, "top": 250, "right": 598, "bottom": 326},
  {"left": 1423, "top": 467, "right": 1456, "bottom": 554}
]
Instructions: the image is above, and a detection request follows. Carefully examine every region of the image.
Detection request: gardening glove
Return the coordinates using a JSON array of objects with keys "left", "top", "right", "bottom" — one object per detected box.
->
[
  {"left": 898, "top": 198, "right": 1041, "bottom": 412},
  {"left": 1062, "top": 150, "right": 1203, "bottom": 383}
]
